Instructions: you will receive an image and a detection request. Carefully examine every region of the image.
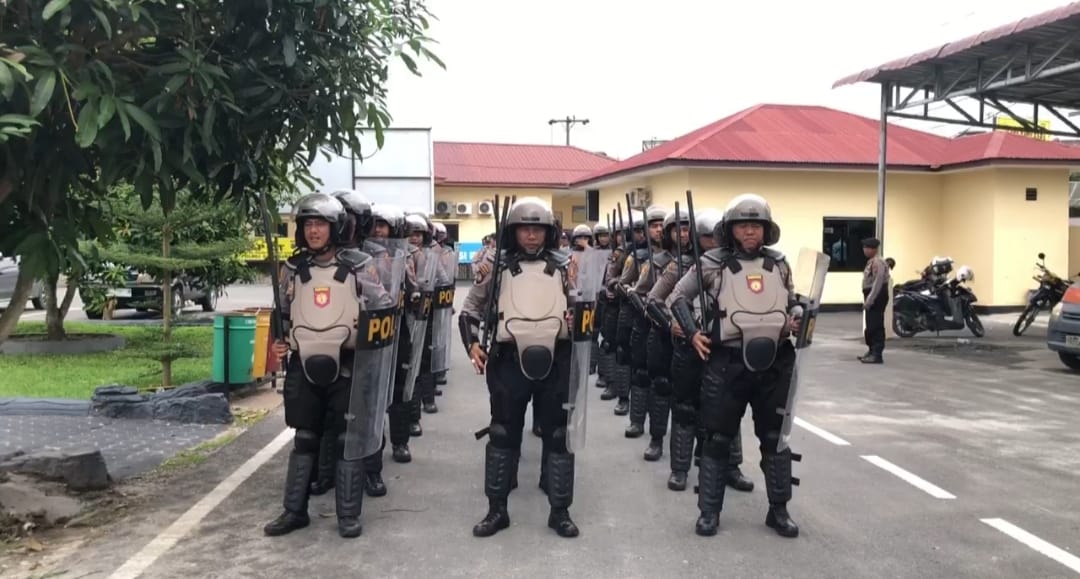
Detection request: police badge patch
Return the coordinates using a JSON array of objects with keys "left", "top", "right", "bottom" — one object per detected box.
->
[
  {"left": 746, "top": 274, "right": 764, "bottom": 294},
  {"left": 313, "top": 287, "right": 331, "bottom": 308}
]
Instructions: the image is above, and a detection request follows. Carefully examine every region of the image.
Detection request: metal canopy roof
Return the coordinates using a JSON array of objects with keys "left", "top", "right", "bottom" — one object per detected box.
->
[{"left": 835, "top": 2, "right": 1080, "bottom": 138}]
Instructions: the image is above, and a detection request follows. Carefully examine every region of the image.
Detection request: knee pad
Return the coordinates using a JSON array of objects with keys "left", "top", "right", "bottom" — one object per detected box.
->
[
  {"left": 632, "top": 368, "right": 650, "bottom": 388},
  {"left": 615, "top": 346, "right": 630, "bottom": 365},
  {"left": 652, "top": 376, "right": 673, "bottom": 397},
  {"left": 549, "top": 426, "right": 568, "bottom": 450},
  {"left": 761, "top": 430, "right": 782, "bottom": 454},
  {"left": 702, "top": 432, "right": 733, "bottom": 459},
  {"left": 672, "top": 402, "right": 696, "bottom": 426},
  {"left": 294, "top": 429, "right": 321, "bottom": 454},
  {"left": 488, "top": 423, "right": 512, "bottom": 448}
]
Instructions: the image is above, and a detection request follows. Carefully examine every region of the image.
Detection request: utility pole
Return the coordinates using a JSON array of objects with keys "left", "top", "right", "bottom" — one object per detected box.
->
[{"left": 548, "top": 116, "right": 590, "bottom": 146}]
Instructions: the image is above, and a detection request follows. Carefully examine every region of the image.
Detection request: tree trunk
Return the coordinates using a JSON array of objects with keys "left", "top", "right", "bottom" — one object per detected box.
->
[
  {"left": 0, "top": 268, "right": 35, "bottom": 345},
  {"left": 161, "top": 225, "right": 173, "bottom": 389},
  {"left": 44, "top": 271, "right": 66, "bottom": 341}
]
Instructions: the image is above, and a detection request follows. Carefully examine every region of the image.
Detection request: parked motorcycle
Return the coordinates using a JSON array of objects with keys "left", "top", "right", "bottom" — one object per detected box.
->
[
  {"left": 893, "top": 263, "right": 984, "bottom": 338},
  {"left": 1012, "top": 252, "right": 1074, "bottom": 336}
]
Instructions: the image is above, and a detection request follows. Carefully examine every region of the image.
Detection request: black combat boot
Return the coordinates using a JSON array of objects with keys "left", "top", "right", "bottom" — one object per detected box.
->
[
  {"left": 761, "top": 451, "right": 799, "bottom": 538},
  {"left": 724, "top": 431, "right": 754, "bottom": 492},
  {"left": 546, "top": 452, "right": 579, "bottom": 538},
  {"left": 589, "top": 340, "right": 601, "bottom": 376},
  {"left": 308, "top": 431, "right": 336, "bottom": 496},
  {"left": 644, "top": 391, "right": 670, "bottom": 461},
  {"left": 409, "top": 398, "right": 423, "bottom": 437},
  {"left": 362, "top": 452, "right": 387, "bottom": 497},
  {"left": 667, "top": 422, "right": 694, "bottom": 491},
  {"left": 695, "top": 439, "right": 730, "bottom": 537},
  {"left": 473, "top": 444, "right": 516, "bottom": 537},
  {"left": 335, "top": 458, "right": 365, "bottom": 538},
  {"left": 264, "top": 451, "right": 314, "bottom": 537},
  {"left": 388, "top": 403, "right": 413, "bottom": 463},
  {"left": 421, "top": 374, "right": 439, "bottom": 413},
  {"left": 613, "top": 365, "right": 630, "bottom": 414},
  {"left": 625, "top": 379, "right": 649, "bottom": 438}
]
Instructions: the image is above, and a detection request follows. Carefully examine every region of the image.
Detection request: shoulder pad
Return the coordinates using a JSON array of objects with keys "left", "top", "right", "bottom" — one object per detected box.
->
[
  {"left": 762, "top": 248, "right": 786, "bottom": 262},
  {"left": 336, "top": 248, "right": 372, "bottom": 268},
  {"left": 284, "top": 254, "right": 306, "bottom": 270},
  {"left": 678, "top": 254, "right": 696, "bottom": 268},
  {"left": 548, "top": 248, "right": 572, "bottom": 268},
  {"left": 701, "top": 247, "right": 732, "bottom": 265},
  {"left": 653, "top": 251, "right": 673, "bottom": 269},
  {"left": 634, "top": 247, "right": 650, "bottom": 261}
]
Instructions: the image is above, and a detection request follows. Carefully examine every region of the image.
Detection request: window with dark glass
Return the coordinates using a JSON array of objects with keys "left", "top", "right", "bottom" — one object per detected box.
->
[{"left": 822, "top": 217, "right": 876, "bottom": 273}]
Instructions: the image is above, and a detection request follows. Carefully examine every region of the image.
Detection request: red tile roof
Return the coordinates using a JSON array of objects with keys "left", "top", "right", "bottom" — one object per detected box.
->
[
  {"left": 573, "top": 104, "right": 1080, "bottom": 186},
  {"left": 434, "top": 141, "right": 615, "bottom": 188}
]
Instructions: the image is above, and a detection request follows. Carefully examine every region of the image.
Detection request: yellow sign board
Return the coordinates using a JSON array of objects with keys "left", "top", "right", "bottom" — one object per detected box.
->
[
  {"left": 994, "top": 115, "right": 1052, "bottom": 141},
  {"left": 240, "top": 236, "right": 295, "bottom": 261}
]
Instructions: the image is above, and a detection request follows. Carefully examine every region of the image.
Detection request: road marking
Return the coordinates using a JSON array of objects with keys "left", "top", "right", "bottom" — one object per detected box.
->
[
  {"left": 981, "top": 518, "right": 1080, "bottom": 574},
  {"left": 860, "top": 455, "right": 956, "bottom": 499},
  {"left": 794, "top": 417, "right": 851, "bottom": 446},
  {"left": 109, "top": 427, "right": 294, "bottom": 579}
]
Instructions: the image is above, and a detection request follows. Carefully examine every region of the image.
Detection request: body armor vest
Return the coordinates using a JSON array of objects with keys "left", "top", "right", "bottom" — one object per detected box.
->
[
  {"left": 708, "top": 252, "right": 790, "bottom": 372},
  {"left": 634, "top": 247, "right": 668, "bottom": 295},
  {"left": 497, "top": 255, "right": 569, "bottom": 381},
  {"left": 287, "top": 254, "right": 365, "bottom": 386}
]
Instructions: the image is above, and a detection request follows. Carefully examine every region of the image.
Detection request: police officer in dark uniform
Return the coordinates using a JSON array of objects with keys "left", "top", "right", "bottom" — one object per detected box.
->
[
  {"left": 670, "top": 193, "right": 802, "bottom": 538},
  {"left": 599, "top": 227, "right": 628, "bottom": 405},
  {"left": 264, "top": 193, "right": 379, "bottom": 539},
  {"left": 591, "top": 223, "right": 613, "bottom": 391},
  {"left": 403, "top": 214, "right": 433, "bottom": 437},
  {"left": 459, "top": 197, "right": 581, "bottom": 539},
  {"left": 860, "top": 237, "right": 889, "bottom": 364},
  {"left": 620, "top": 206, "right": 667, "bottom": 440}
]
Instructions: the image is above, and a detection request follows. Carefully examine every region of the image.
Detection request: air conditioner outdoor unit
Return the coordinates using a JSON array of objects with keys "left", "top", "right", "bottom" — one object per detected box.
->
[
  {"left": 478, "top": 200, "right": 494, "bottom": 215},
  {"left": 434, "top": 200, "right": 452, "bottom": 215},
  {"left": 456, "top": 202, "right": 473, "bottom": 216}
]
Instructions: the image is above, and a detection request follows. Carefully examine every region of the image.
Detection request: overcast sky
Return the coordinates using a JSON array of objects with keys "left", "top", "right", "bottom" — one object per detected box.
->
[{"left": 381, "top": 0, "right": 1075, "bottom": 160}]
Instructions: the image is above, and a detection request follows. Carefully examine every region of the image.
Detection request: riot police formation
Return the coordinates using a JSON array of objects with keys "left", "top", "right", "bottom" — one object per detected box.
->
[
  {"left": 598, "top": 226, "right": 628, "bottom": 406},
  {"left": 669, "top": 193, "right": 803, "bottom": 538},
  {"left": 648, "top": 208, "right": 754, "bottom": 493},
  {"left": 459, "top": 197, "right": 582, "bottom": 539},
  {"left": 264, "top": 193, "right": 398, "bottom": 539},
  {"left": 590, "top": 223, "right": 612, "bottom": 393},
  {"left": 610, "top": 213, "right": 648, "bottom": 419},
  {"left": 619, "top": 206, "right": 668, "bottom": 455}
]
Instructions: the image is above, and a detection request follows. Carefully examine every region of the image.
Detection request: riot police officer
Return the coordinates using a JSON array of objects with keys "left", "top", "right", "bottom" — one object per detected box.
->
[
  {"left": 620, "top": 206, "right": 668, "bottom": 441},
  {"left": 374, "top": 205, "right": 417, "bottom": 464},
  {"left": 610, "top": 216, "right": 645, "bottom": 417},
  {"left": 264, "top": 193, "right": 383, "bottom": 539},
  {"left": 599, "top": 228, "right": 627, "bottom": 405},
  {"left": 591, "top": 224, "right": 613, "bottom": 391},
  {"left": 459, "top": 197, "right": 581, "bottom": 539},
  {"left": 403, "top": 214, "right": 435, "bottom": 436},
  {"left": 669, "top": 193, "right": 802, "bottom": 538},
  {"left": 657, "top": 209, "right": 754, "bottom": 493}
]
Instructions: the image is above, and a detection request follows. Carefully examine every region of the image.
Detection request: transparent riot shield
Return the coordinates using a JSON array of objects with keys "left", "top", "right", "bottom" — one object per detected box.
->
[
  {"left": 430, "top": 246, "right": 459, "bottom": 374},
  {"left": 776, "top": 247, "right": 831, "bottom": 453},
  {"left": 365, "top": 238, "right": 411, "bottom": 412},
  {"left": 344, "top": 249, "right": 406, "bottom": 460},
  {"left": 403, "top": 246, "right": 440, "bottom": 401},
  {"left": 566, "top": 247, "right": 613, "bottom": 454}
]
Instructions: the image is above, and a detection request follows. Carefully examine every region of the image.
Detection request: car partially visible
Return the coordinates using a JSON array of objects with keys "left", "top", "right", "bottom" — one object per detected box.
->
[
  {"left": 1046, "top": 282, "right": 1080, "bottom": 370},
  {"left": 0, "top": 253, "right": 45, "bottom": 310}
]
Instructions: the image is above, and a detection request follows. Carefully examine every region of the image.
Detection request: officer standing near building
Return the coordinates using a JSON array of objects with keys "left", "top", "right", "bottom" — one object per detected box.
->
[
  {"left": 860, "top": 237, "right": 888, "bottom": 364},
  {"left": 669, "top": 193, "right": 803, "bottom": 539},
  {"left": 660, "top": 208, "right": 754, "bottom": 493},
  {"left": 458, "top": 197, "right": 582, "bottom": 539},
  {"left": 264, "top": 193, "right": 388, "bottom": 539},
  {"left": 621, "top": 206, "right": 667, "bottom": 440}
]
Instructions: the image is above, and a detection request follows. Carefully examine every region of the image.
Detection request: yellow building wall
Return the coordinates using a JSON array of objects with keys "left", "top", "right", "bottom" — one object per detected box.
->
[
  {"left": 433, "top": 186, "right": 558, "bottom": 243},
  {"left": 551, "top": 194, "right": 589, "bottom": 228},
  {"left": 1069, "top": 225, "right": 1080, "bottom": 281},
  {"left": 988, "top": 168, "right": 1070, "bottom": 306},
  {"left": 939, "top": 170, "right": 997, "bottom": 304}
]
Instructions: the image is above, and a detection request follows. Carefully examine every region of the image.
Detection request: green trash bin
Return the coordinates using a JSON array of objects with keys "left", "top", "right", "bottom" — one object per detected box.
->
[{"left": 212, "top": 313, "right": 257, "bottom": 384}]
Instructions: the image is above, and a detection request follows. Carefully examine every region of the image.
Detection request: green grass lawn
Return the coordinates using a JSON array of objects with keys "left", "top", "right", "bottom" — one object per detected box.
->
[{"left": 0, "top": 322, "right": 214, "bottom": 399}]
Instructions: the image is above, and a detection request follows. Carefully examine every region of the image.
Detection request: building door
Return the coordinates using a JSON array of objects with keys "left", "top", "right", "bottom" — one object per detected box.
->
[{"left": 444, "top": 222, "right": 460, "bottom": 245}]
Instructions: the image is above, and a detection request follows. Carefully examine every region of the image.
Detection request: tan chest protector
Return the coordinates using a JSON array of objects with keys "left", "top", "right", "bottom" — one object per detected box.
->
[
  {"left": 290, "top": 263, "right": 362, "bottom": 385},
  {"left": 712, "top": 256, "right": 790, "bottom": 372},
  {"left": 497, "top": 259, "right": 569, "bottom": 380}
]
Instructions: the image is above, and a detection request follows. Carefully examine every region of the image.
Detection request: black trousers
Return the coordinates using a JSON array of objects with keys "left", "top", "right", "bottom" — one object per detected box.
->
[
  {"left": 863, "top": 288, "right": 887, "bottom": 356},
  {"left": 487, "top": 341, "right": 573, "bottom": 454},
  {"left": 283, "top": 354, "right": 351, "bottom": 451},
  {"left": 700, "top": 343, "right": 796, "bottom": 450}
]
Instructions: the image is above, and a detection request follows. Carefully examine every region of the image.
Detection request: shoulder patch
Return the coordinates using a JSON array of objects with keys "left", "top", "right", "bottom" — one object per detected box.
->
[{"left": 623, "top": 255, "right": 635, "bottom": 269}]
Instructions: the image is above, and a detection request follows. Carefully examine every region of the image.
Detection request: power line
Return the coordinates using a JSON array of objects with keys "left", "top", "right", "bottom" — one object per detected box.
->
[{"left": 548, "top": 116, "right": 590, "bottom": 146}]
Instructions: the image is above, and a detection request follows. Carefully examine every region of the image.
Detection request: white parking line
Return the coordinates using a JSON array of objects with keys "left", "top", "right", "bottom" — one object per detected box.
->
[
  {"left": 981, "top": 518, "right": 1080, "bottom": 574},
  {"left": 794, "top": 417, "right": 851, "bottom": 446},
  {"left": 108, "top": 428, "right": 294, "bottom": 579},
  {"left": 860, "top": 455, "right": 956, "bottom": 499}
]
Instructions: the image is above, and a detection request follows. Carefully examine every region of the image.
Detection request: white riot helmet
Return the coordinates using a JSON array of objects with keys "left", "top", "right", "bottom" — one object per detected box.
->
[{"left": 956, "top": 265, "right": 974, "bottom": 282}]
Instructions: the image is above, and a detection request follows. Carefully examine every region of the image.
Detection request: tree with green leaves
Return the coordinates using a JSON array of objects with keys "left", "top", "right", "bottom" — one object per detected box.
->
[{"left": 0, "top": 0, "right": 443, "bottom": 343}]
